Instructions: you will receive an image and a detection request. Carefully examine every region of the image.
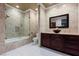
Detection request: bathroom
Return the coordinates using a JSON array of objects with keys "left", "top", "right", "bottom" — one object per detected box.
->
[{"left": 0, "top": 3, "right": 79, "bottom": 56}]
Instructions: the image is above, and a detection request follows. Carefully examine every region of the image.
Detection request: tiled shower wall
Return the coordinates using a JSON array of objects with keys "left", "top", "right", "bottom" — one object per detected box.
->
[
  {"left": 5, "top": 4, "right": 31, "bottom": 39},
  {"left": 0, "top": 4, "right": 5, "bottom": 54}
]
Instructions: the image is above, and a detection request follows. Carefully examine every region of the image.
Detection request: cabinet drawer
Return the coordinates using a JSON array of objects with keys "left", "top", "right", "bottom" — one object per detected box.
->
[
  {"left": 65, "top": 36, "right": 79, "bottom": 41},
  {"left": 41, "top": 34, "right": 50, "bottom": 39}
]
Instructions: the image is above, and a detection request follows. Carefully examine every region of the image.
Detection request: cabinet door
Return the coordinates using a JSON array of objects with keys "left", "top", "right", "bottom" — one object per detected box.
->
[
  {"left": 41, "top": 33, "right": 50, "bottom": 48},
  {"left": 50, "top": 35, "right": 63, "bottom": 50},
  {"left": 64, "top": 35, "right": 79, "bottom": 55}
]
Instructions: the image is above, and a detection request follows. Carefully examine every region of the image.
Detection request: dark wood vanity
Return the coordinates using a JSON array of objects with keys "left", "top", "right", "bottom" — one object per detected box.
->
[{"left": 41, "top": 33, "right": 79, "bottom": 56}]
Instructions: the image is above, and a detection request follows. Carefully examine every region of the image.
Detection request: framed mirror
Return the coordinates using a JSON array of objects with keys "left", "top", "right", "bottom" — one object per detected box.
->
[{"left": 49, "top": 14, "right": 69, "bottom": 28}]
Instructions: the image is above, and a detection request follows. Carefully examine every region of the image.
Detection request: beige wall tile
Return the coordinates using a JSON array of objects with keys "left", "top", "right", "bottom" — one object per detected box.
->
[
  {"left": 0, "top": 4, "right": 5, "bottom": 54},
  {"left": 40, "top": 3, "right": 78, "bottom": 34}
]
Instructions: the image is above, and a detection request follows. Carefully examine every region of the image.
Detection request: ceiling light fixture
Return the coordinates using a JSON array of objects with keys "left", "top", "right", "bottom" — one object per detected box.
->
[
  {"left": 35, "top": 8, "right": 38, "bottom": 11},
  {"left": 16, "top": 5, "right": 19, "bottom": 8}
]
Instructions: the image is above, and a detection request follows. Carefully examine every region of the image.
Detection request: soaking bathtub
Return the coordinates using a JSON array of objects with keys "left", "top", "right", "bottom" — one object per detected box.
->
[{"left": 4, "top": 36, "right": 32, "bottom": 52}]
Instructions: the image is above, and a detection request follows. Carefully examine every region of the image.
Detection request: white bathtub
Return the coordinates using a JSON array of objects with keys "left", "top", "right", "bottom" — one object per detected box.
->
[{"left": 5, "top": 36, "right": 30, "bottom": 43}]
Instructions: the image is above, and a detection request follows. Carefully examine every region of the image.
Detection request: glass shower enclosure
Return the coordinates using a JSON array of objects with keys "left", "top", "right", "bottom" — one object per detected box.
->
[{"left": 5, "top": 3, "right": 38, "bottom": 43}]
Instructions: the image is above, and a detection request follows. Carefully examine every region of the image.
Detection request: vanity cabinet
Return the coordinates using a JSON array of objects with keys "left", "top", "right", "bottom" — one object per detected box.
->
[{"left": 41, "top": 33, "right": 79, "bottom": 55}]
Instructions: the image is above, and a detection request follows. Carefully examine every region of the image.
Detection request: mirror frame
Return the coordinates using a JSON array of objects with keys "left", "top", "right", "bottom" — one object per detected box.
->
[{"left": 49, "top": 14, "right": 69, "bottom": 28}]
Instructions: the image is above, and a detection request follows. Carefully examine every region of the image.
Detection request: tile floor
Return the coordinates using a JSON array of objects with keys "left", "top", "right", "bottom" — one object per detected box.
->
[{"left": 1, "top": 43, "right": 69, "bottom": 56}]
